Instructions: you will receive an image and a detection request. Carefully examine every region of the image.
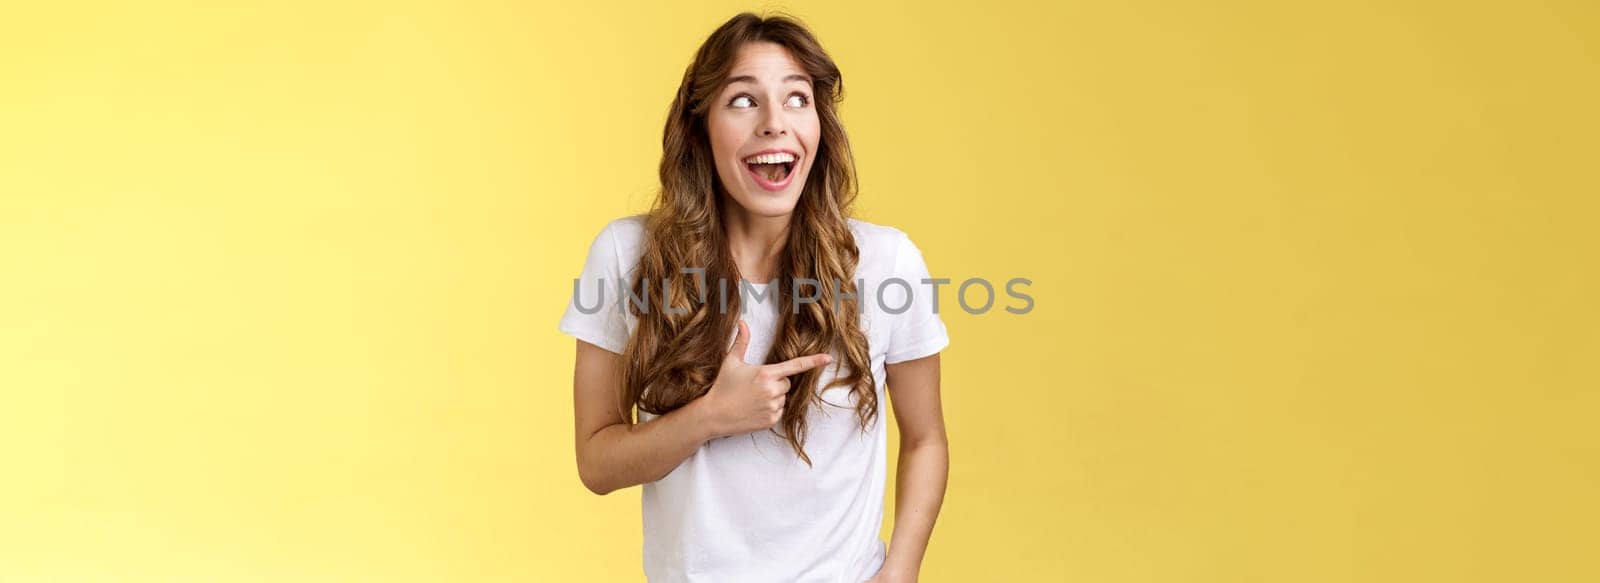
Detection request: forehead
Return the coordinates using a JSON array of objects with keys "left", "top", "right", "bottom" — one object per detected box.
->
[{"left": 726, "top": 42, "right": 810, "bottom": 84}]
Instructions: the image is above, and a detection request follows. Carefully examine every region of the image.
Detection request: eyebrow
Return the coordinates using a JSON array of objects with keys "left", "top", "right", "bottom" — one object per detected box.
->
[{"left": 726, "top": 74, "right": 813, "bottom": 87}]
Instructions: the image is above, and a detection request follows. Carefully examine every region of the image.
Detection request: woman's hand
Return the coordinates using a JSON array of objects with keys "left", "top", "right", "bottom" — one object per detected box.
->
[{"left": 697, "top": 319, "right": 832, "bottom": 438}]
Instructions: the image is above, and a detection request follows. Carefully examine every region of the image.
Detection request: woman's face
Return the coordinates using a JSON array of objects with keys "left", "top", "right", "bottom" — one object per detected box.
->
[{"left": 707, "top": 41, "right": 821, "bottom": 219}]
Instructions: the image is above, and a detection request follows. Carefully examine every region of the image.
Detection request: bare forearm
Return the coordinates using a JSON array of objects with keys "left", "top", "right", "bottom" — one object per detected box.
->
[
  {"left": 579, "top": 397, "right": 715, "bottom": 495},
  {"left": 881, "top": 438, "right": 949, "bottom": 579}
]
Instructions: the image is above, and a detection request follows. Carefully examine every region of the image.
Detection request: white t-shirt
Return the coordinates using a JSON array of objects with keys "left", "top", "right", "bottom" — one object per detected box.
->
[{"left": 558, "top": 214, "right": 950, "bottom": 583}]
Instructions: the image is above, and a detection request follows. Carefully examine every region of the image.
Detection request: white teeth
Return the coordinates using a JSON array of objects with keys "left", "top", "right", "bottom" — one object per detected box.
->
[{"left": 742, "top": 152, "right": 797, "bottom": 164}]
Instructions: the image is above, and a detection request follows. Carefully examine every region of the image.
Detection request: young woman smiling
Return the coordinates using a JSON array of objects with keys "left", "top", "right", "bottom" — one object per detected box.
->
[{"left": 560, "top": 13, "right": 950, "bottom": 583}]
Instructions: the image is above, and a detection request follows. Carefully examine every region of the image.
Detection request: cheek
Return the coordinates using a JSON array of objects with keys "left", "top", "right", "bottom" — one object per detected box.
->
[
  {"left": 711, "top": 108, "right": 752, "bottom": 143},
  {"left": 706, "top": 116, "right": 737, "bottom": 158},
  {"left": 705, "top": 115, "right": 747, "bottom": 189},
  {"left": 797, "top": 113, "right": 822, "bottom": 151}
]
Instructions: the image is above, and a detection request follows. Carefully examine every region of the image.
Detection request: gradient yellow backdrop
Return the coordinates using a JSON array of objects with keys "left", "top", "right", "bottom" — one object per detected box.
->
[{"left": 3, "top": 1, "right": 1596, "bottom": 581}]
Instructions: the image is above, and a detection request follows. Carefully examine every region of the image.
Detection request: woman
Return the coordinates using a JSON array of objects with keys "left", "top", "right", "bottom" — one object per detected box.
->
[{"left": 559, "top": 12, "right": 949, "bottom": 583}]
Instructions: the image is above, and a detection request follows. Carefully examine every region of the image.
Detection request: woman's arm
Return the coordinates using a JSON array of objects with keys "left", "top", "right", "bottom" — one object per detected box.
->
[
  {"left": 872, "top": 352, "right": 950, "bottom": 582},
  {"left": 572, "top": 339, "right": 716, "bottom": 495},
  {"left": 572, "top": 326, "right": 834, "bottom": 495}
]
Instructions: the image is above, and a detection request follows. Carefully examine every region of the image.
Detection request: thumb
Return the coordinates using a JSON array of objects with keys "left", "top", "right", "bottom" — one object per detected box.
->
[{"left": 727, "top": 319, "right": 750, "bottom": 363}]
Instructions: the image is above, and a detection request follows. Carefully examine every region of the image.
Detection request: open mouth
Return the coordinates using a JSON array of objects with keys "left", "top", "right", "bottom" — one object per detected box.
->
[{"left": 742, "top": 151, "right": 798, "bottom": 191}]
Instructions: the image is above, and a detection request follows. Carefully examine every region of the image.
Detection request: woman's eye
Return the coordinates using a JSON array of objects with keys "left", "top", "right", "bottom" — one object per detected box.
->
[
  {"left": 785, "top": 94, "right": 809, "bottom": 108},
  {"left": 729, "top": 95, "right": 755, "bottom": 108}
]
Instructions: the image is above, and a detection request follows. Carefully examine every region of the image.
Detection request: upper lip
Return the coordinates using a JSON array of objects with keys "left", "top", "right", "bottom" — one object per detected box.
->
[{"left": 741, "top": 148, "right": 800, "bottom": 163}]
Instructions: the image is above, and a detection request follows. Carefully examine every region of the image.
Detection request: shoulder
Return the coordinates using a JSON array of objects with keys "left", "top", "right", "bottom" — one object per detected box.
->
[
  {"left": 847, "top": 217, "right": 913, "bottom": 252},
  {"left": 847, "top": 217, "right": 925, "bottom": 278},
  {"left": 575, "top": 214, "right": 648, "bottom": 280},
  {"left": 597, "top": 213, "right": 647, "bottom": 247},
  {"left": 586, "top": 213, "right": 648, "bottom": 261}
]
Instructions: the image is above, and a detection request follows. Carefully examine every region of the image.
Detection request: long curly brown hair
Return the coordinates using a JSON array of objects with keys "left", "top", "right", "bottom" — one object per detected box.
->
[{"left": 618, "top": 12, "right": 875, "bottom": 467}]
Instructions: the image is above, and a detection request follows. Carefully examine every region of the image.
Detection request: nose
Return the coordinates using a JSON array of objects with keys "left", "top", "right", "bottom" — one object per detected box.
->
[{"left": 757, "top": 107, "right": 787, "bottom": 137}]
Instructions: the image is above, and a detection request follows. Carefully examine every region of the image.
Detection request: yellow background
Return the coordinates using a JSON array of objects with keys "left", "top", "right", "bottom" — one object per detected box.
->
[{"left": 2, "top": 1, "right": 1596, "bottom": 581}]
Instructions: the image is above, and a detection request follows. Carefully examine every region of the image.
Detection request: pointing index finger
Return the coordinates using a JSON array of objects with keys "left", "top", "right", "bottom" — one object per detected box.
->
[{"left": 765, "top": 353, "right": 834, "bottom": 377}]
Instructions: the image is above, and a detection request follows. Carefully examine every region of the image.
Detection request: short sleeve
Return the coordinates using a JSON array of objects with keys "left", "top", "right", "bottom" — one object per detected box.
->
[
  {"left": 885, "top": 231, "right": 950, "bottom": 364},
  {"left": 558, "top": 222, "right": 632, "bottom": 354}
]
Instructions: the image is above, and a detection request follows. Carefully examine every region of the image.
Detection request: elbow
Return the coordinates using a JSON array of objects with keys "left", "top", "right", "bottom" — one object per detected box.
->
[
  {"left": 576, "top": 433, "right": 615, "bottom": 495},
  {"left": 903, "top": 434, "right": 951, "bottom": 461},
  {"left": 904, "top": 432, "right": 949, "bottom": 451},
  {"left": 577, "top": 462, "right": 617, "bottom": 496},
  {"left": 582, "top": 478, "right": 616, "bottom": 497}
]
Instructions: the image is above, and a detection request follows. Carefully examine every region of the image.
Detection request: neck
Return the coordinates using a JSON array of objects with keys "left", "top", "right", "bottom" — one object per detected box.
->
[{"left": 722, "top": 200, "right": 791, "bottom": 283}]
